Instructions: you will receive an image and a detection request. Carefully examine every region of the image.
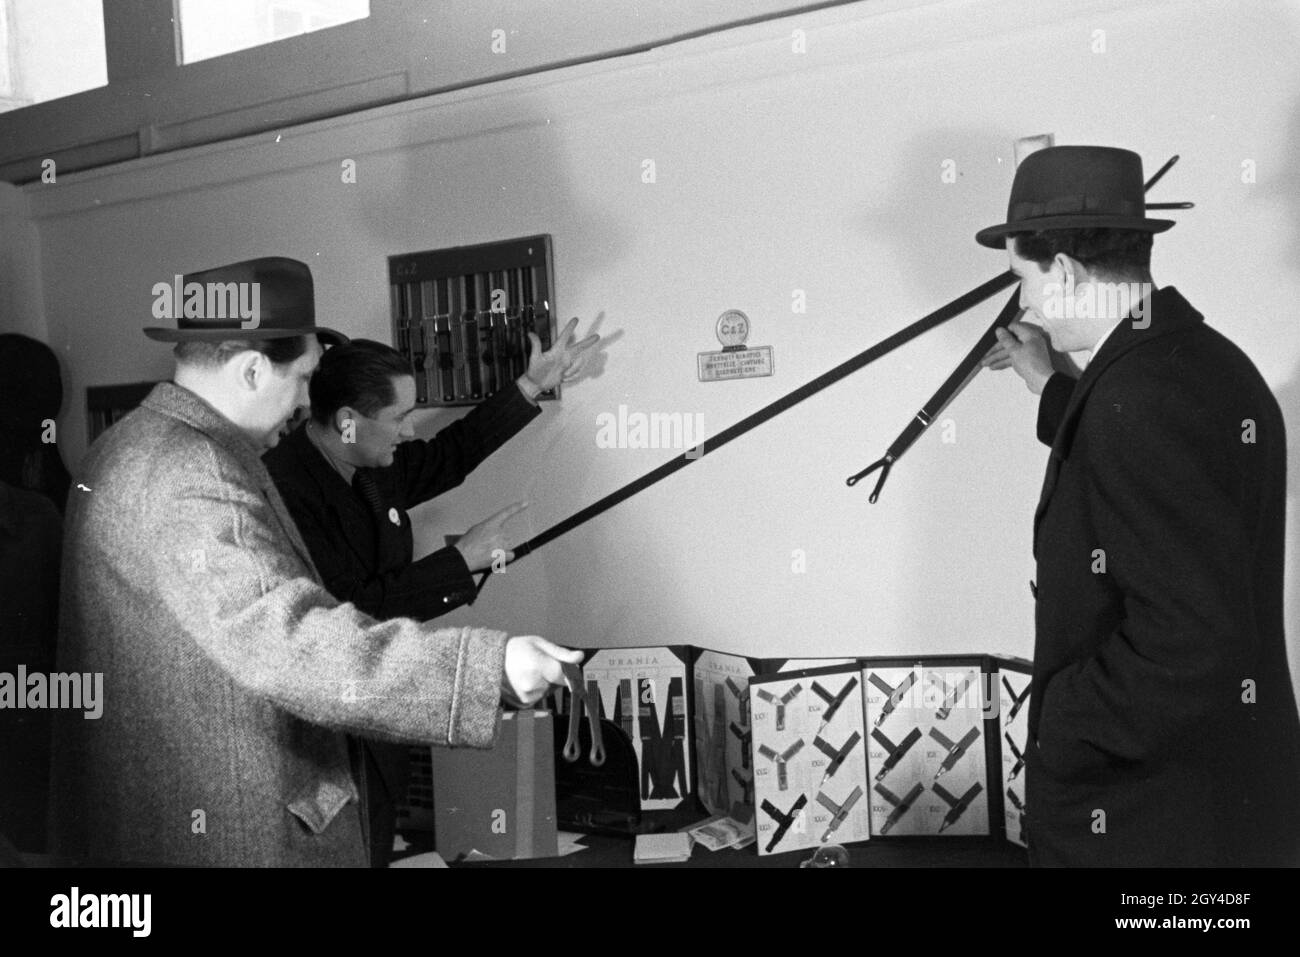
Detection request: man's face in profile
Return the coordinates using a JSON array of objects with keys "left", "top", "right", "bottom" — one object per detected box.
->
[
  {"left": 258, "top": 337, "right": 322, "bottom": 449},
  {"left": 1007, "top": 238, "right": 1082, "bottom": 353},
  {"left": 348, "top": 374, "right": 417, "bottom": 468}
]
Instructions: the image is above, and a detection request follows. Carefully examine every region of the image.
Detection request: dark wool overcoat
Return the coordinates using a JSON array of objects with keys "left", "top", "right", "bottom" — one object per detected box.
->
[{"left": 1027, "top": 287, "right": 1300, "bottom": 866}]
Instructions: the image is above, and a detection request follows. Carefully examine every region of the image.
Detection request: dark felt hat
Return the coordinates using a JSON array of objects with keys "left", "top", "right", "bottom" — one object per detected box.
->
[
  {"left": 143, "top": 257, "right": 347, "bottom": 344},
  {"left": 976, "top": 146, "right": 1175, "bottom": 249}
]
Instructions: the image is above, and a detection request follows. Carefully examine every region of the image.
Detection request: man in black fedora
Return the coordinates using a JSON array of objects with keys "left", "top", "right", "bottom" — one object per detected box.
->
[
  {"left": 980, "top": 146, "right": 1300, "bottom": 866},
  {"left": 50, "top": 256, "right": 582, "bottom": 867}
]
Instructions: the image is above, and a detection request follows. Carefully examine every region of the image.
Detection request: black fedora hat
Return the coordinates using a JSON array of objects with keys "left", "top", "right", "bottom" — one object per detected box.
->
[
  {"left": 976, "top": 146, "right": 1175, "bottom": 249},
  {"left": 143, "top": 257, "right": 347, "bottom": 344}
]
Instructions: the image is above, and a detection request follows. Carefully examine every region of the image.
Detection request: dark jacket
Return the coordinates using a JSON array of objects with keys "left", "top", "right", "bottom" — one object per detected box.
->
[
  {"left": 0, "top": 481, "right": 61, "bottom": 851},
  {"left": 264, "top": 383, "right": 540, "bottom": 622},
  {"left": 1026, "top": 286, "right": 1300, "bottom": 866},
  {"left": 263, "top": 382, "right": 540, "bottom": 864}
]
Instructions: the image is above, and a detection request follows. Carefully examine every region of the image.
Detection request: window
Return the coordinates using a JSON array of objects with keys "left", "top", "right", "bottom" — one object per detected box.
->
[
  {"left": 177, "top": 0, "right": 370, "bottom": 65},
  {"left": 0, "top": 0, "right": 108, "bottom": 114}
]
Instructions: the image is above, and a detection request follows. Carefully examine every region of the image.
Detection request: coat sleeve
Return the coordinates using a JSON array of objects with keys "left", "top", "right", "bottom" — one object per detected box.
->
[
  {"left": 1033, "top": 370, "right": 1256, "bottom": 781},
  {"left": 276, "top": 476, "right": 478, "bottom": 621},
  {"left": 1036, "top": 372, "right": 1076, "bottom": 446},
  {"left": 150, "top": 445, "right": 507, "bottom": 748},
  {"left": 395, "top": 381, "right": 541, "bottom": 507}
]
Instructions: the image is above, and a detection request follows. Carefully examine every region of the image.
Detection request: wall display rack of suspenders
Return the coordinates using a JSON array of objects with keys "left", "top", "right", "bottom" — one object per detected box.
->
[
  {"left": 387, "top": 235, "right": 560, "bottom": 407},
  {"left": 400, "top": 648, "right": 1033, "bottom": 855}
]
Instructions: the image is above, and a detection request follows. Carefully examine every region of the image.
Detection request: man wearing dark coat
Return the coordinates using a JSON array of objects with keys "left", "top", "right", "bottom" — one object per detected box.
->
[
  {"left": 264, "top": 322, "right": 598, "bottom": 865},
  {"left": 981, "top": 146, "right": 1300, "bottom": 866}
]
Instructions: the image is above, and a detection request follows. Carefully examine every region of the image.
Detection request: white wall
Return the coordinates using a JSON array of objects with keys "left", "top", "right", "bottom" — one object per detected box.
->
[
  {"left": 0, "top": 0, "right": 851, "bottom": 180},
  {"left": 0, "top": 180, "right": 46, "bottom": 340},
  {"left": 13, "top": 0, "right": 1300, "bottom": 688}
]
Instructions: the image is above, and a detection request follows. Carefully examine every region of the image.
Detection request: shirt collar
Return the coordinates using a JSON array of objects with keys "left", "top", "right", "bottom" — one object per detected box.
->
[
  {"left": 1076, "top": 318, "right": 1126, "bottom": 370},
  {"left": 142, "top": 381, "right": 267, "bottom": 464}
]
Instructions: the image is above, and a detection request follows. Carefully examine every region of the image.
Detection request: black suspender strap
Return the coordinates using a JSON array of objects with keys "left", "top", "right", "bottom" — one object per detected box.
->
[
  {"left": 471, "top": 271, "right": 1019, "bottom": 595},
  {"left": 816, "top": 785, "right": 864, "bottom": 841},
  {"left": 811, "top": 677, "right": 859, "bottom": 729},
  {"left": 847, "top": 154, "right": 1186, "bottom": 502},
  {"left": 471, "top": 158, "right": 1190, "bottom": 594},
  {"left": 761, "top": 794, "right": 809, "bottom": 853}
]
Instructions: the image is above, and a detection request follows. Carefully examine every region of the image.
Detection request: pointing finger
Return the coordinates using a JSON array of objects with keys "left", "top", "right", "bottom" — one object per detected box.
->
[{"left": 487, "top": 501, "right": 529, "bottom": 526}]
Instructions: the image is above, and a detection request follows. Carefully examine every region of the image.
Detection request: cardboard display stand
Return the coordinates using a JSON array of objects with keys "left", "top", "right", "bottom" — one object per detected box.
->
[
  {"left": 862, "top": 656, "right": 995, "bottom": 837},
  {"left": 409, "top": 647, "right": 1031, "bottom": 859},
  {"left": 993, "top": 656, "right": 1032, "bottom": 849},
  {"left": 749, "top": 664, "right": 871, "bottom": 856},
  {"left": 581, "top": 646, "right": 695, "bottom": 812},
  {"left": 692, "top": 649, "right": 757, "bottom": 825},
  {"left": 691, "top": 652, "right": 861, "bottom": 833},
  {"left": 430, "top": 710, "right": 558, "bottom": 861}
]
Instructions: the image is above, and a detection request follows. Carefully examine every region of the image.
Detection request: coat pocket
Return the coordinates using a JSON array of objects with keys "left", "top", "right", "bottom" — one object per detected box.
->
[{"left": 287, "top": 772, "right": 359, "bottom": 835}]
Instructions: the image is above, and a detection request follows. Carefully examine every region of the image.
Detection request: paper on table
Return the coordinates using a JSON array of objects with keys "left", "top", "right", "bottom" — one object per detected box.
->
[
  {"left": 556, "top": 831, "right": 589, "bottom": 857},
  {"left": 389, "top": 851, "right": 450, "bottom": 868},
  {"left": 683, "top": 814, "right": 755, "bottom": 851},
  {"left": 634, "top": 832, "right": 693, "bottom": 864}
]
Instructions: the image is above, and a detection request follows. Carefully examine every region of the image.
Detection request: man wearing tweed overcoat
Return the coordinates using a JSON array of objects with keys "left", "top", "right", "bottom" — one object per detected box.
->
[{"left": 49, "top": 258, "right": 579, "bottom": 867}]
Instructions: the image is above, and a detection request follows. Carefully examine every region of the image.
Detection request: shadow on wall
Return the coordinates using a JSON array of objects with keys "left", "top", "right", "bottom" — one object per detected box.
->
[
  {"left": 341, "top": 100, "right": 644, "bottom": 635},
  {"left": 351, "top": 97, "right": 631, "bottom": 291},
  {"left": 854, "top": 126, "right": 1022, "bottom": 291},
  {"left": 351, "top": 99, "right": 630, "bottom": 433},
  {"left": 1273, "top": 353, "right": 1300, "bottom": 710},
  {"left": 1268, "top": 99, "right": 1300, "bottom": 674},
  {"left": 852, "top": 126, "right": 1026, "bottom": 652}
]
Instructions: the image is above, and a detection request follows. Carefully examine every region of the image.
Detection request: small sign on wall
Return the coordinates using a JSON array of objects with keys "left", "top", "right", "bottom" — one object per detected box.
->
[{"left": 698, "top": 310, "right": 774, "bottom": 382}]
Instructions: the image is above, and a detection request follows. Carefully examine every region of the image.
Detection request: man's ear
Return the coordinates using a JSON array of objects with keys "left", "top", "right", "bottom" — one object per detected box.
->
[
  {"left": 1053, "top": 253, "right": 1079, "bottom": 294},
  {"left": 235, "top": 351, "right": 265, "bottom": 392},
  {"left": 332, "top": 406, "right": 356, "bottom": 434}
]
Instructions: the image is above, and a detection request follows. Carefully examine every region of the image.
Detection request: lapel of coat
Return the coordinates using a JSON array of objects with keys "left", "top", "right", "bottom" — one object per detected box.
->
[
  {"left": 1032, "top": 287, "right": 1203, "bottom": 549},
  {"left": 274, "top": 423, "right": 380, "bottom": 570},
  {"left": 144, "top": 383, "right": 322, "bottom": 577}
]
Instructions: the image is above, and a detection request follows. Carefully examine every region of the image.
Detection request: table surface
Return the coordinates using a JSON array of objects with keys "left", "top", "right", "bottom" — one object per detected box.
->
[
  {"left": 400, "top": 823, "right": 1029, "bottom": 868},
  {"left": 21, "top": 832, "right": 1028, "bottom": 869}
]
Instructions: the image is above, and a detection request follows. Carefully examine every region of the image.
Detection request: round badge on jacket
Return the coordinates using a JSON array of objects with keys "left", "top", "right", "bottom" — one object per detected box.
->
[{"left": 388, "top": 507, "right": 401, "bottom": 526}]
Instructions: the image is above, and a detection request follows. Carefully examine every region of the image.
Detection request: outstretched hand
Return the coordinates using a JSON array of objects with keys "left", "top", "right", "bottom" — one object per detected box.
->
[
  {"left": 521, "top": 317, "right": 601, "bottom": 393},
  {"left": 453, "top": 502, "right": 528, "bottom": 572},
  {"left": 502, "top": 635, "right": 585, "bottom": 706}
]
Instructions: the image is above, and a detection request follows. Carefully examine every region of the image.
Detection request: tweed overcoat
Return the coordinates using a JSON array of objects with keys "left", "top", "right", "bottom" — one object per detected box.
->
[
  {"left": 49, "top": 383, "right": 507, "bottom": 866},
  {"left": 1026, "top": 287, "right": 1300, "bottom": 866}
]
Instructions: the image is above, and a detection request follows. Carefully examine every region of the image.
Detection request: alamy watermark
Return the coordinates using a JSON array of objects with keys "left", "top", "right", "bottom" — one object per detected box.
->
[
  {"left": 1042, "top": 281, "right": 1152, "bottom": 329},
  {"left": 50, "top": 887, "right": 150, "bottom": 937},
  {"left": 151, "top": 276, "right": 261, "bottom": 329},
  {"left": 596, "top": 404, "right": 706, "bottom": 458},
  {"left": 0, "top": 667, "right": 103, "bottom": 719}
]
